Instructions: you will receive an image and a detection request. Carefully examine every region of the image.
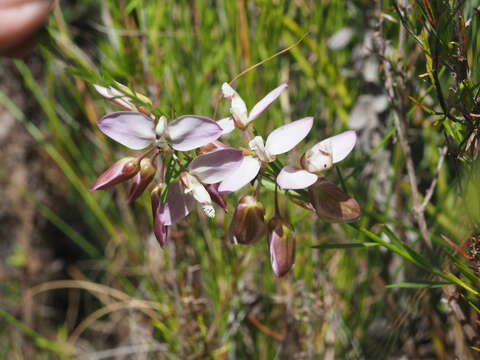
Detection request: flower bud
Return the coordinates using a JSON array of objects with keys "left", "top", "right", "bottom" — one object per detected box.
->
[
  {"left": 205, "top": 184, "right": 227, "bottom": 212},
  {"left": 268, "top": 217, "right": 295, "bottom": 277},
  {"left": 151, "top": 185, "right": 168, "bottom": 248},
  {"left": 90, "top": 157, "right": 140, "bottom": 191},
  {"left": 308, "top": 179, "right": 361, "bottom": 223},
  {"left": 127, "top": 158, "right": 157, "bottom": 203},
  {"left": 229, "top": 195, "right": 265, "bottom": 245}
]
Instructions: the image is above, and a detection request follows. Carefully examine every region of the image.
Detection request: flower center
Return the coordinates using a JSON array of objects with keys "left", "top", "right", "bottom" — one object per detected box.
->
[
  {"left": 301, "top": 143, "right": 333, "bottom": 174},
  {"left": 155, "top": 116, "right": 169, "bottom": 148},
  {"left": 249, "top": 136, "right": 275, "bottom": 163}
]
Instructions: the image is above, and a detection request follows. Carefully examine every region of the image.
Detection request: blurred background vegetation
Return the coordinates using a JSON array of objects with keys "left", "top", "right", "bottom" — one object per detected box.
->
[{"left": 1, "top": 0, "right": 480, "bottom": 358}]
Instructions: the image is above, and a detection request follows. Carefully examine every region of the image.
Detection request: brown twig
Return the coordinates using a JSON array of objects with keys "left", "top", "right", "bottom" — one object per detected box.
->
[
  {"left": 212, "top": 33, "right": 308, "bottom": 120},
  {"left": 420, "top": 145, "right": 448, "bottom": 212}
]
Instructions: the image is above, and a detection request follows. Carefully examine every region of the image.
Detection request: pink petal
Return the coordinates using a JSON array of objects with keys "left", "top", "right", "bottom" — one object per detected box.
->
[
  {"left": 98, "top": 112, "right": 155, "bottom": 150},
  {"left": 313, "top": 130, "right": 357, "bottom": 163},
  {"left": 163, "top": 181, "right": 194, "bottom": 225},
  {"left": 189, "top": 148, "right": 244, "bottom": 184},
  {"left": 247, "top": 83, "right": 288, "bottom": 123},
  {"left": 265, "top": 117, "right": 314, "bottom": 155},
  {"left": 277, "top": 166, "right": 318, "bottom": 190},
  {"left": 217, "top": 117, "right": 235, "bottom": 135},
  {"left": 218, "top": 156, "right": 261, "bottom": 193},
  {"left": 167, "top": 115, "right": 222, "bottom": 151}
]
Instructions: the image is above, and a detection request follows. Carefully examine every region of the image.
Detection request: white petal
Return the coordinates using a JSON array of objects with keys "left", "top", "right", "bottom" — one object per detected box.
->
[
  {"left": 277, "top": 166, "right": 318, "bottom": 189},
  {"left": 265, "top": 117, "right": 314, "bottom": 156},
  {"left": 221, "top": 83, "right": 237, "bottom": 99},
  {"left": 247, "top": 83, "right": 288, "bottom": 124},
  {"left": 218, "top": 156, "right": 261, "bottom": 193},
  {"left": 181, "top": 172, "right": 212, "bottom": 205},
  {"left": 221, "top": 83, "right": 248, "bottom": 127},
  {"left": 231, "top": 97, "right": 249, "bottom": 128},
  {"left": 315, "top": 130, "right": 356, "bottom": 163},
  {"left": 217, "top": 117, "right": 235, "bottom": 135}
]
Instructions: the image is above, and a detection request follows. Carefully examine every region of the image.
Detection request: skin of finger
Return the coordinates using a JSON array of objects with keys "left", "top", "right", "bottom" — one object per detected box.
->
[{"left": 0, "top": 0, "right": 54, "bottom": 53}]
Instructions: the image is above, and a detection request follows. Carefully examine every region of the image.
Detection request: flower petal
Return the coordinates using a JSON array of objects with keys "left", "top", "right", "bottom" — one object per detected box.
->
[
  {"left": 313, "top": 130, "right": 356, "bottom": 163},
  {"left": 218, "top": 156, "right": 261, "bottom": 193},
  {"left": 163, "top": 181, "right": 194, "bottom": 225},
  {"left": 221, "top": 82, "right": 237, "bottom": 99},
  {"left": 189, "top": 148, "right": 244, "bottom": 184},
  {"left": 217, "top": 117, "right": 235, "bottom": 135},
  {"left": 167, "top": 115, "right": 222, "bottom": 151},
  {"left": 265, "top": 117, "right": 314, "bottom": 155},
  {"left": 277, "top": 166, "right": 318, "bottom": 190},
  {"left": 247, "top": 83, "right": 288, "bottom": 124},
  {"left": 98, "top": 111, "right": 155, "bottom": 150},
  {"left": 222, "top": 83, "right": 249, "bottom": 128}
]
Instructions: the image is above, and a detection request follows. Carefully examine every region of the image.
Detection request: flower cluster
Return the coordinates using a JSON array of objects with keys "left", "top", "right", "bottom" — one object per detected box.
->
[{"left": 90, "top": 81, "right": 360, "bottom": 276}]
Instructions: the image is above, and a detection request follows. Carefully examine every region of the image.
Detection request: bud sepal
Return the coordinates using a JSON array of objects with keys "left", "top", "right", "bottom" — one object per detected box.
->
[
  {"left": 90, "top": 157, "right": 140, "bottom": 191},
  {"left": 229, "top": 195, "right": 266, "bottom": 245}
]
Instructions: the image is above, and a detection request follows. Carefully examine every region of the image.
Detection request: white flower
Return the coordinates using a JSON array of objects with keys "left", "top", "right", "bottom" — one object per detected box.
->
[{"left": 277, "top": 130, "right": 357, "bottom": 190}]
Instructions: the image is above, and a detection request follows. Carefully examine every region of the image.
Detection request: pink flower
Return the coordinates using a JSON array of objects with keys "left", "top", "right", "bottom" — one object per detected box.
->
[
  {"left": 277, "top": 130, "right": 357, "bottom": 190},
  {"left": 162, "top": 148, "right": 244, "bottom": 224},
  {"left": 218, "top": 82, "right": 288, "bottom": 133},
  {"left": 218, "top": 117, "right": 314, "bottom": 193},
  {"left": 98, "top": 113, "right": 223, "bottom": 151}
]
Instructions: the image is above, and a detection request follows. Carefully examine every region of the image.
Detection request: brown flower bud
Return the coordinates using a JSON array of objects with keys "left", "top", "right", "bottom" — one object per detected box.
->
[
  {"left": 127, "top": 158, "right": 157, "bottom": 203},
  {"left": 308, "top": 179, "right": 361, "bottom": 223},
  {"left": 229, "top": 195, "right": 265, "bottom": 245},
  {"left": 90, "top": 157, "right": 140, "bottom": 191},
  {"left": 268, "top": 217, "right": 295, "bottom": 277}
]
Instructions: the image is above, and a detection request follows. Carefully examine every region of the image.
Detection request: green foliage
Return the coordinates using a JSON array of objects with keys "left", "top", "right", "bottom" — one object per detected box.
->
[{"left": 2, "top": 0, "right": 480, "bottom": 358}]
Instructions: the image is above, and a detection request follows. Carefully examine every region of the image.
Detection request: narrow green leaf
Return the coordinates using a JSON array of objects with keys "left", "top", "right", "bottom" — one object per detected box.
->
[
  {"left": 386, "top": 281, "right": 453, "bottom": 289},
  {"left": 311, "top": 242, "right": 379, "bottom": 250}
]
